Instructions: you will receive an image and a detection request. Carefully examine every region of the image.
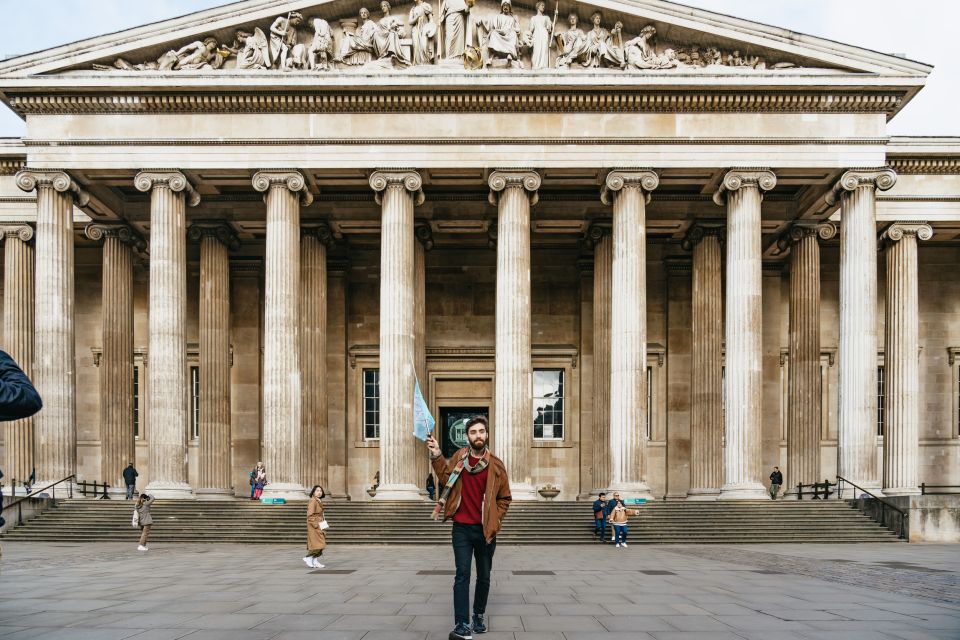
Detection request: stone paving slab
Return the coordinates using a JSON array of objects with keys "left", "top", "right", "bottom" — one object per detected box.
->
[{"left": 0, "top": 541, "right": 957, "bottom": 639}]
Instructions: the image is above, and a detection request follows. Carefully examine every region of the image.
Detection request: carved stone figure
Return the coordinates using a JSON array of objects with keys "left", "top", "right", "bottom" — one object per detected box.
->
[
  {"left": 269, "top": 11, "right": 306, "bottom": 69},
  {"left": 408, "top": 0, "right": 436, "bottom": 65},
  {"left": 438, "top": 0, "right": 471, "bottom": 61},
  {"left": 556, "top": 13, "right": 588, "bottom": 68},
  {"left": 623, "top": 25, "right": 678, "bottom": 70},
  {"left": 308, "top": 18, "right": 335, "bottom": 70},
  {"left": 582, "top": 13, "right": 624, "bottom": 68},
  {"left": 478, "top": 0, "right": 522, "bottom": 69},
  {"left": 704, "top": 46, "right": 722, "bottom": 66},
  {"left": 374, "top": 1, "right": 411, "bottom": 66},
  {"left": 527, "top": 1, "right": 553, "bottom": 70},
  {"left": 337, "top": 9, "right": 378, "bottom": 66},
  {"left": 237, "top": 28, "right": 270, "bottom": 69}
]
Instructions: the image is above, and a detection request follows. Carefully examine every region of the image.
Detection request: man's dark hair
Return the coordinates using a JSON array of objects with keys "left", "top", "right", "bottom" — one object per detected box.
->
[
  {"left": 466, "top": 415, "right": 488, "bottom": 430},
  {"left": 598, "top": 492, "right": 606, "bottom": 497}
]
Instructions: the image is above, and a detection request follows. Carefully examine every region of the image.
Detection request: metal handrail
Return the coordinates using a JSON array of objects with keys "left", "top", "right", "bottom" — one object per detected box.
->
[
  {"left": 1, "top": 474, "right": 76, "bottom": 527},
  {"left": 920, "top": 483, "right": 960, "bottom": 495},
  {"left": 836, "top": 475, "right": 908, "bottom": 539}
]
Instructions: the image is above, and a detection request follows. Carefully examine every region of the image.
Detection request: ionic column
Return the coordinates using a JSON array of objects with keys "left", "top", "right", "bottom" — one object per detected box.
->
[
  {"left": 301, "top": 224, "right": 332, "bottom": 490},
  {"left": 881, "top": 222, "right": 932, "bottom": 496},
  {"left": 713, "top": 169, "right": 776, "bottom": 500},
  {"left": 369, "top": 170, "right": 424, "bottom": 500},
  {"left": 682, "top": 223, "right": 724, "bottom": 500},
  {"left": 414, "top": 222, "right": 433, "bottom": 497},
  {"left": 85, "top": 224, "right": 144, "bottom": 492},
  {"left": 586, "top": 223, "right": 612, "bottom": 492},
  {"left": 0, "top": 224, "right": 35, "bottom": 490},
  {"left": 189, "top": 224, "right": 238, "bottom": 499},
  {"left": 779, "top": 222, "right": 835, "bottom": 495},
  {"left": 489, "top": 170, "right": 539, "bottom": 498},
  {"left": 827, "top": 168, "right": 897, "bottom": 492},
  {"left": 16, "top": 170, "right": 87, "bottom": 485},
  {"left": 602, "top": 170, "right": 659, "bottom": 499},
  {"left": 136, "top": 171, "right": 199, "bottom": 498},
  {"left": 253, "top": 171, "right": 313, "bottom": 500}
]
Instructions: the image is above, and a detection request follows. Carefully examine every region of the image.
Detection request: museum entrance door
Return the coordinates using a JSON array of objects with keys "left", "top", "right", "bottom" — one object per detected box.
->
[{"left": 438, "top": 407, "right": 489, "bottom": 458}]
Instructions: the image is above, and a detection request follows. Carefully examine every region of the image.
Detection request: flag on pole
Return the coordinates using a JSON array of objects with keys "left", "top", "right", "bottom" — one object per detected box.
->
[{"left": 413, "top": 376, "right": 436, "bottom": 441}]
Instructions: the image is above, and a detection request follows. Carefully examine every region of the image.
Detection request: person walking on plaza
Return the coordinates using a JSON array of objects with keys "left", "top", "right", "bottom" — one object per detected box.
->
[
  {"left": 769, "top": 466, "right": 783, "bottom": 500},
  {"left": 304, "top": 485, "right": 327, "bottom": 569},
  {"left": 604, "top": 492, "right": 624, "bottom": 543},
  {"left": 610, "top": 500, "right": 639, "bottom": 548},
  {"left": 426, "top": 416, "right": 511, "bottom": 640},
  {"left": 592, "top": 492, "right": 608, "bottom": 542},
  {"left": 249, "top": 461, "right": 267, "bottom": 500},
  {"left": 122, "top": 462, "right": 138, "bottom": 499},
  {"left": 134, "top": 493, "right": 154, "bottom": 551}
]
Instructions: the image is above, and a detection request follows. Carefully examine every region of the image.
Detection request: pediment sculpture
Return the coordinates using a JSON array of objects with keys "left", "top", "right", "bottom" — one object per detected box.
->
[{"left": 90, "top": 1, "right": 808, "bottom": 73}]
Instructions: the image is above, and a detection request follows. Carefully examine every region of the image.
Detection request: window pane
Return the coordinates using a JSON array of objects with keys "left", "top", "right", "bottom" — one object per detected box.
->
[
  {"left": 364, "top": 368, "right": 380, "bottom": 440},
  {"left": 133, "top": 365, "right": 140, "bottom": 439},
  {"left": 532, "top": 369, "right": 564, "bottom": 439}
]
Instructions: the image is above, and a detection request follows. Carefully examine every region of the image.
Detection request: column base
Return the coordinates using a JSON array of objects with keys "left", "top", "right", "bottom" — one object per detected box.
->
[
  {"left": 510, "top": 481, "right": 538, "bottom": 501},
  {"left": 686, "top": 488, "right": 720, "bottom": 501},
  {"left": 881, "top": 487, "right": 920, "bottom": 497},
  {"left": 607, "top": 482, "right": 654, "bottom": 501},
  {"left": 372, "top": 483, "right": 423, "bottom": 500},
  {"left": 195, "top": 488, "right": 237, "bottom": 501},
  {"left": 718, "top": 482, "right": 769, "bottom": 500},
  {"left": 260, "top": 483, "right": 309, "bottom": 501},
  {"left": 144, "top": 481, "right": 195, "bottom": 499}
]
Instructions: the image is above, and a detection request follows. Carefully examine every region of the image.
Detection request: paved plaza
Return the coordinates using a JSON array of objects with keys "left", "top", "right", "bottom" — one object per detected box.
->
[{"left": 0, "top": 541, "right": 958, "bottom": 639}]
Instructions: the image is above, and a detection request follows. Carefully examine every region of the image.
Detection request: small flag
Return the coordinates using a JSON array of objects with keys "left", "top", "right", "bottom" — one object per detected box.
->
[{"left": 413, "top": 377, "right": 435, "bottom": 441}]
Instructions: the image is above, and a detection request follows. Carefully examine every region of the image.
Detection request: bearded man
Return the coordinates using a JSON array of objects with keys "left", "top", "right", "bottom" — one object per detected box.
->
[{"left": 427, "top": 416, "right": 511, "bottom": 640}]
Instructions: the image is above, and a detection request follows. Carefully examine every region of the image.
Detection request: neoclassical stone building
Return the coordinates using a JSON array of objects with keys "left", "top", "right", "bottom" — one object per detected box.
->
[{"left": 0, "top": 0, "right": 956, "bottom": 501}]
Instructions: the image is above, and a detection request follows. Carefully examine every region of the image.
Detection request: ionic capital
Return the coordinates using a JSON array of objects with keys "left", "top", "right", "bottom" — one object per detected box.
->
[
  {"left": 680, "top": 222, "right": 724, "bottom": 252},
  {"left": 0, "top": 224, "right": 34, "bottom": 243},
  {"left": 16, "top": 169, "right": 89, "bottom": 207},
  {"left": 415, "top": 220, "right": 434, "bottom": 251},
  {"left": 134, "top": 171, "right": 201, "bottom": 207},
  {"left": 775, "top": 221, "right": 836, "bottom": 253},
  {"left": 301, "top": 222, "right": 335, "bottom": 247},
  {"left": 600, "top": 169, "right": 659, "bottom": 206},
  {"left": 487, "top": 170, "right": 541, "bottom": 206},
  {"left": 825, "top": 168, "right": 897, "bottom": 206},
  {"left": 188, "top": 223, "right": 240, "bottom": 251},
  {"left": 252, "top": 170, "right": 313, "bottom": 206},
  {"left": 712, "top": 169, "right": 776, "bottom": 206},
  {"left": 583, "top": 219, "right": 611, "bottom": 249},
  {"left": 880, "top": 222, "right": 933, "bottom": 247},
  {"left": 85, "top": 223, "right": 147, "bottom": 253},
  {"left": 369, "top": 170, "right": 424, "bottom": 206}
]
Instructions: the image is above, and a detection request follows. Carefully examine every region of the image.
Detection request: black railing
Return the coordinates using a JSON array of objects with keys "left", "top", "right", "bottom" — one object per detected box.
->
[
  {"left": 920, "top": 483, "right": 960, "bottom": 495},
  {"left": 836, "top": 475, "right": 908, "bottom": 540},
  {"left": 796, "top": 480, "right": 836, "bottom": 500},
  {"left": 76, "top": 480, "right": 111, "bottom": 499},
  {"left": 1, "top": 474, "right": 75, "bottom": 528}
]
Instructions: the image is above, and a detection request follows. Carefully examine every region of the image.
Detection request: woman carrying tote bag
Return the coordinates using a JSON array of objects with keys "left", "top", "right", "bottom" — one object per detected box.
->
[{"left": 304, "top": 485, "right": 328, "bottom": 568}]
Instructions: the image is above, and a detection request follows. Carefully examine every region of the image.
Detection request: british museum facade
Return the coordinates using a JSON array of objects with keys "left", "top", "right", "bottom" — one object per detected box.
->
[{"left": 0, "top": 0, "right": 957, "bottom": 503}]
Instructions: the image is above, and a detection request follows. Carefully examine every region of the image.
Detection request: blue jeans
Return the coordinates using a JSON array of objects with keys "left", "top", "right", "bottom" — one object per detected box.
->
[
  {"left": 614, "top": 524, "right": 628, "bottom": 544},
  {"left": 594, "top": 517, "right": 606, "bottom": 537},
  {"left": 452, "top": 522, "right": 496, "bottom": 626},
  {"left": 125, "top": 484, "right": 135, "bottom": 500}
]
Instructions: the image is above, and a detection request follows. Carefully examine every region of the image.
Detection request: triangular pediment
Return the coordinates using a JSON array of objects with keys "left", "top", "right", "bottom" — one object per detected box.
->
[{"left": 0, "top": 0, "right": 931, "bottom": 81}]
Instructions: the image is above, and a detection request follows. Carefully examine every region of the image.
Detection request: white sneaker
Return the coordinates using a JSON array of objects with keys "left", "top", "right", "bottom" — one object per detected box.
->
[
  {"left": 302, "top": 557, "right": 314, "bottom": 568},
  {"left": 312, "top": 561, "right": 325, "bottom": 569},
  {"left": 137, "top": 545, "right": 148, "bottom": 551},
  {"left": 615, "top": 543, "right": 621, "bottom": 548},
  {"left": 621, "top": 542, "right": 628, "bottom": 548}
]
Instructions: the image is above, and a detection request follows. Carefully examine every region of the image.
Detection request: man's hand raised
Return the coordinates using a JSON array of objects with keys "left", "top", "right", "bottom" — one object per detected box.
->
[{"left": 426, "top": 434, "right": 441, "bottom": 458}]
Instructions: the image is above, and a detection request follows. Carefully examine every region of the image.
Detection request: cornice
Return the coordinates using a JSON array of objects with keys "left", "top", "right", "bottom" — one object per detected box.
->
[
  {"left": 0, "top": 159, "right": 25, "bottom": 176},
  {"left": 887, "top": 158, "right": 960, "bottom": 175},
  {"left": 6, "top": 91, "right": 906, "bottom": 116}
]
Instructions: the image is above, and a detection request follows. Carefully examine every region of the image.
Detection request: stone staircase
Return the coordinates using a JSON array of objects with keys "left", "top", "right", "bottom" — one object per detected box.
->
[{"left": 2, "top": 499, "right": 902, "bottom": 544}]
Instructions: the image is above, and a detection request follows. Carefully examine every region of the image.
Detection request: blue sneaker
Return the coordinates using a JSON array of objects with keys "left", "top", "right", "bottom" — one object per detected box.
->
[
  {"left": 449, "top": 622, "right": 473, "bottom": 640},
  {"left": 472, "top": 613, "right": 487, "bottom": 634}
]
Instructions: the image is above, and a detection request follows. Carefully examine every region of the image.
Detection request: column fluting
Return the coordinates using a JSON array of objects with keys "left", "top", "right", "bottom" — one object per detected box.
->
[
  {"left": 190, "top": 224, "right": 238, "bottom": 498},
  {"left": 85, "top": 224, "right": 143, "bottom": 492},
  {"left": 136, "top": 171, "right": 199, "bottom": 498},
  {"left": 489, "top": 170, "right": 539, "bottom": 498},
  {"left": 683, "top": 224, "right": 724, "bottom": 499},
  {"left": 589, "top": 225, "right": 612, "bottom": 492},
  {"left": 0, "top": 225, "right": 35, "bottom": 489},
  {"left": 714, "top": 169, "right": 776, "bottom": 500},
  {"left": 253, "top": 171, "right": 313, "bottom": 500},
  {"left": 881, "top": 222, "right": 932, "bottom": 496},
  {"left": 828, "top": 168, "right": 897, "bottom": 493},
  {"left": 16, "top": 170, "right": 87, "bottom": 485},
  {"left": 780, "top": 223, "right": 834, "bottom": 495},
  {"left": 603, "top": 170, "right": 659, "bottom": 498},
  {"left": 300, "top": 225, "right": 331, "bottom": 490}
]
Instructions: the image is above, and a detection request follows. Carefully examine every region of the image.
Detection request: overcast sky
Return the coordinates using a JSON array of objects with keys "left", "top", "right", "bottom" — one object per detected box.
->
[{"left": 0, "top": 0, "right": 954, "bottom": 137}]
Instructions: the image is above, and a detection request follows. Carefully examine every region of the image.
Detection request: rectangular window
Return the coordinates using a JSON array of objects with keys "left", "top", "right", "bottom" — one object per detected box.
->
[
  {"left": 646, "top": 366, "right": 653, "bottom": 439},
  {"left": 363, "top": 368, "right": 380, "bottom": 440},
  {"left": 133, "top": 365, "right": 140, "bottom": 439},
  {"left": 190, "top": 365, "right": 200, "bottom": 440},
  {"left": 532, "top": 369, "right": 564, "bottom": 440},
  {"left": 877, "top": 365, "right": 885, "bottom": 437}
]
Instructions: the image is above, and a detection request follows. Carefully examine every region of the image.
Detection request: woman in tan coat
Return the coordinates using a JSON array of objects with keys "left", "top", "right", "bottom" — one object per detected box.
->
[{"left": 304, "top": 485, "right": 327, "bottom": 568}]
